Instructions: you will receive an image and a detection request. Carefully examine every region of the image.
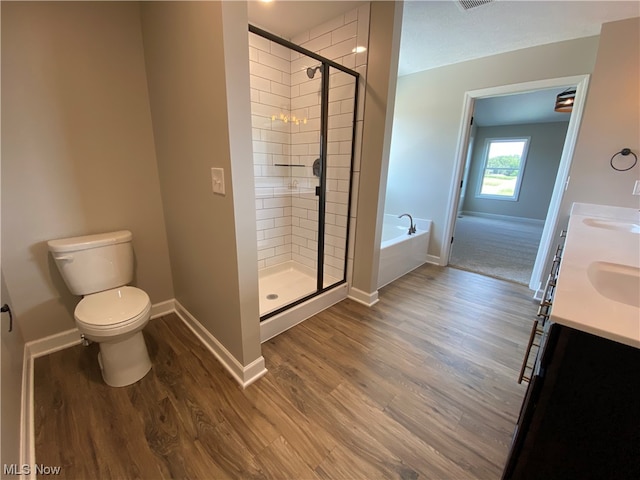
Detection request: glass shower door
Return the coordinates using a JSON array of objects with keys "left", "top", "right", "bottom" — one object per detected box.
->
[
  {"left": 321, "top": 66, "right": 357, "bottom": 289},
  {"left": 250, "top": 33, "right": 322, "bottom": 317}
]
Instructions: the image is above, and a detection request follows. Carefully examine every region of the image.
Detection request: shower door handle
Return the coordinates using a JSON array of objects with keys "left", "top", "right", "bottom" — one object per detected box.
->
[{"left": 315, "top": 186, "right": 321, "bottom": 196}]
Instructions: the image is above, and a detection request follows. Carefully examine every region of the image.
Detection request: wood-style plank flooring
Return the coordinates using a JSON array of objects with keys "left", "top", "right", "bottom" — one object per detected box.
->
[{"left": 34, "top": 264, "right": 536, "bottom": 479}]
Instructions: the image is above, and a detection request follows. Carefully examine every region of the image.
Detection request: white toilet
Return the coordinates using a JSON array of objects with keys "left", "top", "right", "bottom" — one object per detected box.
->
[{"left": 48, "top": 230, "right": 152, "bottom": 387}]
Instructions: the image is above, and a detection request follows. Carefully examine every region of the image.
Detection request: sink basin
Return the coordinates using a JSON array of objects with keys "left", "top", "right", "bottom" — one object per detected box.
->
[
  {"left": 582, "top": 218, "right": 640, "bottom": 234},
  {"left": 587, "top": 261, "right": 640, "bottom": 308}
]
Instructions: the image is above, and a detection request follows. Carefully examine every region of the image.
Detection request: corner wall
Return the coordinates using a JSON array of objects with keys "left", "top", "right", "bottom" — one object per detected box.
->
[
  {"left": 0, "top": 1, "right": 174, "bottom": 342},
  {"left": 140, "top": 1, "right": 262, "bottom": 367},
  {"left": 351, "top": 1, "right": 403, "bottom": 300}
]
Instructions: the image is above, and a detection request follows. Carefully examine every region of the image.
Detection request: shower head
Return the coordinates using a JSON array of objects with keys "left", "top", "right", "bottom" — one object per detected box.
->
[{"left": 306, "top": 66, "right": 321, "bottom": 79}]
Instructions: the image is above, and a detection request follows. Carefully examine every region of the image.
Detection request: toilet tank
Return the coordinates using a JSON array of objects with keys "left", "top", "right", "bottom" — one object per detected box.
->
[{"left": 48, "top": 230, "right": 134, "bottom": 296}]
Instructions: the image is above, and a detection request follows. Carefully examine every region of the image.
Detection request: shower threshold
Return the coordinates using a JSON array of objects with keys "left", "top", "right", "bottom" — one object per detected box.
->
[{"left": 259, "top": 260, "right": 339, "bottom": 317}]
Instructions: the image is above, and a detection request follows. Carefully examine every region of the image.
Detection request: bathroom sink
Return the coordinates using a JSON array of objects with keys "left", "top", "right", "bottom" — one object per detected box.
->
[
  {"left": 582, "top": 218, "right": 640, "bottom": 234},
  {"left": 587, "top": 261, "right": 640, "bottom": 308}
]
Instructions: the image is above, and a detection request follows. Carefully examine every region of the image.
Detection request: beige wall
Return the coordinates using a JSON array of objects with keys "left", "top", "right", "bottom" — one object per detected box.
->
[
  {"left": 140, "top": 1, "right": 261, "bottom": 365},
  {"left": 1, "top": 1, "right": 174, "bottom": 342},
  {"left": 560, "top": 17, "right": 640, "bottom": 217},
  {"left": 351, "top": 1, "right": 403, "bottom": 296},
  {"left": 388, "top": 36, "right": 600, "bottom": 262}
]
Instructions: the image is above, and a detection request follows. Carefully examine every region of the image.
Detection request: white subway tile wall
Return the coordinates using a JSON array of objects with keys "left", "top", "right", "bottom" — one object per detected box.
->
[{"left": 249, "top": 5, "right": 369, "bottom": 285}]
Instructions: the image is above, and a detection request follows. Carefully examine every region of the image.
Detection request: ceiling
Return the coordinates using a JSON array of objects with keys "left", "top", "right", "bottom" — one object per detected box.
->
[
  {"left": 247, "top": 1, "right": 638, "bottom": 126},
  {"left": 473, "top": 88, "right": 574, "bottom": 127},
  {"left": 247, "top": 1, "right": 365, "bottom": 39},
  {"left": 400, "top": 0, "right": 640, "bottom": 76},
  {"left": 247, "top": 0, "right": 640, "bottom": 76}
]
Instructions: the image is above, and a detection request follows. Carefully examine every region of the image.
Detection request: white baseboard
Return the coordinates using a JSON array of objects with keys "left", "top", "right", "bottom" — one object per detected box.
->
[
  {"left": 26, "top": 328, "right": 83, "bottom": 359},
  {"left": 462, "top": 211, "right": 545, "bottom": 225},
  {"left": 173, "top": 300, "right": 267, "bottom": 388},
  {"left": 260, "top": 283, "right": 348, "bottom": 343},
  {"left": 347, "top": 286, "right": 379, "bottom": 307},
  {"left": 426, "top": 254, "right": 441, "bottom": 266},
  {"left": 20, "top": 348, "right": 36, "bottom": 480},
  {"left": 20, "top": 328, "right": 83, "bottom": 479},
  {"left": 150, "top": 299, "right": 175, "bottom": 319},
  {"left": 24, "top": 298, "right": 177, "bottom": 360}
]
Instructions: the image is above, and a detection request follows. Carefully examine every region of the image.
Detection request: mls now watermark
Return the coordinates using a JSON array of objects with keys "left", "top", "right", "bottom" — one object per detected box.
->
[{"left": 4, "top": 464, "right": 62, "bottom": 476}]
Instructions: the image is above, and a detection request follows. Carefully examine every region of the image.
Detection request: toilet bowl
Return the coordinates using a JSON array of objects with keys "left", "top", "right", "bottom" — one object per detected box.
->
[
  {"left": 75, "top": 286, "right": 152, "bottom": 387},
  {"left": 48, "top": 230, "right": 153, "bottom": 387}
]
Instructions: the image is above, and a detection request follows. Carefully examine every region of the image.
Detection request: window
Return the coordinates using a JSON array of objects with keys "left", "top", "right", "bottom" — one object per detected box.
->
[{"left": 477, "top": 137, "right": 530, "bottom": 201}]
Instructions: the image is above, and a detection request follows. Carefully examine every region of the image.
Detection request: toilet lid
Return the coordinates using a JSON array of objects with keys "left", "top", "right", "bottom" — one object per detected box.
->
[{"left": 75, "top": 286, "right": 150, "bottom": 327}]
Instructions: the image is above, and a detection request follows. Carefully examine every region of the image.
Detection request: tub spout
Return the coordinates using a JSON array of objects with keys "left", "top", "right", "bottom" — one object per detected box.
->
[{"left": 398, "top": 213, "right": 416, "bottom": 235}]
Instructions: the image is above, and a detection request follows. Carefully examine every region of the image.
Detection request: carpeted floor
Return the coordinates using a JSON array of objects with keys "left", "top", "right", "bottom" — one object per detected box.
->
[{"left": 449, "top": 215, "right": 544, "bottom": 285}]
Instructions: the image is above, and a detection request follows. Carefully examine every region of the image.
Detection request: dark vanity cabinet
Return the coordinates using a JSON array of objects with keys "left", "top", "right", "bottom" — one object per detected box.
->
[{"left": 502, "top": 323, "right": 640, "bottom": 479}]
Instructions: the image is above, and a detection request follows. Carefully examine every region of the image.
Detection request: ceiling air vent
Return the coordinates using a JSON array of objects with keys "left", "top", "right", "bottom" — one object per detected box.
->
[{"left": 457, "top": 0, "right": 494, "bottom": 11}]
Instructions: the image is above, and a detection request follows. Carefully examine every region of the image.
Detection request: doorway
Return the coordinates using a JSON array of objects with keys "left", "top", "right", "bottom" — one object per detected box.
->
[
  {"left": 444, "top": 75, "right": 590, "bottom": 294},
  {"left": 449, "top": 90, "right": 570, "bottom": 284}
]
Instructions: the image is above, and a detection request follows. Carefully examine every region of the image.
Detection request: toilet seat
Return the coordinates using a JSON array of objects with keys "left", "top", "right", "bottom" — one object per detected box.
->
[{"left": 75, "top": 286, "right": 151, "bottom": 338}]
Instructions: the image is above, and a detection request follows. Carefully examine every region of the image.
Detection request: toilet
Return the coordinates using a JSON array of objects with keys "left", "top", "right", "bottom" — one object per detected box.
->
[{"left": 48, "top": 230, "right": 152, "bottom": 387}]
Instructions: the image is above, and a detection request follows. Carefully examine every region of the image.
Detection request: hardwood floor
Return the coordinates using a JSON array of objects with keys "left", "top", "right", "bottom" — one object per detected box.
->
[{"left": 34, "top": 264, "right": 536, "bottom": 479}]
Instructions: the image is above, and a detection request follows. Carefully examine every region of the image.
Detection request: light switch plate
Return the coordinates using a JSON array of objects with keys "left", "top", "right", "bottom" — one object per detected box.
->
[
  {"left": 633, "top": 180, "right": 640, "bottom": 196},
  {"left": 211, "top": 167, "right": 225, "bottom": 195}
]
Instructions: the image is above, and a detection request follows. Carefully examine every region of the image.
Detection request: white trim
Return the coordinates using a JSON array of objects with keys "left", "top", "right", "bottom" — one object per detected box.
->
[
  {"left": 426, "top": 254, "right": 441, "bottom": 265},
  {"left": 533, "top": 288, "right": 544, "bottom": 302},
  {"left": 347, "top": 286, "right": 379, "bottom": 307},
  {"left": 461, "top": 211, "right": 545, "bottom": 225},
  {"left": 260, "top": 283, "right": 348, "bottom": 342},
  {"left": 442, "top": 91, "right": 475, "bottom": 267},
  {"left": 20, "top": 346, "right": 35, "bottom": 480},
  {"left": 149, "top": 298, "right": 175, "bottom": 319},
  {"left": 173, "top": 300, "right": 267, "bottom": 388},
  {"left": 20, "top": 328, "right": 83, "bottom": 480},
  {"left": 23, "top": 297, "right": 177, "bottom": 359},
  {"left": 25, "top": 328, "right": 82, "bottom": 359},
  {"left": 529, "top": 75, "right": 590, "bottom": 292},
  {"left": 443, "top": 75, "right": 590, "bottom": 290}
]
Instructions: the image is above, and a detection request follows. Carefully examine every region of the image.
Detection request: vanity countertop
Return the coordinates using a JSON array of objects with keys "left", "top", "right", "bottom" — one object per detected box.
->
[{"left": 550, "top": 202, "right": 640, "bottom": 349}]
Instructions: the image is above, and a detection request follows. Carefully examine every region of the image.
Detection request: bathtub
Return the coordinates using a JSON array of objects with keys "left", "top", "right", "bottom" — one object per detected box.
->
[{"left": 378, "top": 214, "right": 431, "bottom": 288}]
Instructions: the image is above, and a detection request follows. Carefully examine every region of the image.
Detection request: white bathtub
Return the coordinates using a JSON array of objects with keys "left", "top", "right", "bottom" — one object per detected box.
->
[{"left": 378, "top": 214, "right": 431, "bottom": 288}]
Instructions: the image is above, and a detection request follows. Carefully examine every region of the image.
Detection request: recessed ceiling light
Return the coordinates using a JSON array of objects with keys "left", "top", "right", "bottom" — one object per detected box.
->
[{"left": 352, "top": 46, "right": 367, "bottom": 53}]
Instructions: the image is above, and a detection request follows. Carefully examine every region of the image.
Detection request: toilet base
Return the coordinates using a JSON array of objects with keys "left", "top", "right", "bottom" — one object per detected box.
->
[{"left": 97, "top": 331, "right": 151, "bottom": 387}]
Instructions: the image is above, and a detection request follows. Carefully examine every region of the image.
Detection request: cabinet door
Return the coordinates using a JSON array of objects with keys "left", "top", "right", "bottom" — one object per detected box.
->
[
  {"left": 501, "top": 373, "right": 544, "bottom": 480},
  {"left": 504, "top": 325, "right": 640, "bottom": 479}
]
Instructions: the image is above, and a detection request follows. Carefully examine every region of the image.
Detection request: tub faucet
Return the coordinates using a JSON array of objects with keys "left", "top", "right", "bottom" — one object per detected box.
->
[{"left": 398, "top": 213, "right": 416, "bottom": 235}]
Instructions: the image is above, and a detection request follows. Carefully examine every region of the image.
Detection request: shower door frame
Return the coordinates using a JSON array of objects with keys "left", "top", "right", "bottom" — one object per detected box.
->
[{"left": 249, "top": 25, "right": 360, "bottom": 321}]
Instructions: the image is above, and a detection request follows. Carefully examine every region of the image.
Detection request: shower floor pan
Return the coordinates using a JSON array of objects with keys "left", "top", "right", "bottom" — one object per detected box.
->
[{"left": 259, "top": 261, "right": 339, "bottom": 317}]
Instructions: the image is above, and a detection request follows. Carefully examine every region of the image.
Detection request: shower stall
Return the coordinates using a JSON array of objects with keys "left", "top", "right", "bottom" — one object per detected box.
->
[{"left": 248, "top": 25, "right": 359, "bottom": 321}]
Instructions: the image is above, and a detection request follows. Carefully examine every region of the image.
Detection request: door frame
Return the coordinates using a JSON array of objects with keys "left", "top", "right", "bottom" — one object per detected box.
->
[{"left": 442, "top": 75, "right": 590, "bottom": 295}]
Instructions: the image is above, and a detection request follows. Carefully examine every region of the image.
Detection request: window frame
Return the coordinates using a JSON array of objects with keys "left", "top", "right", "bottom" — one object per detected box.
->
[{"left": 475, "top": 136, "right": 530, "bottom": 202}]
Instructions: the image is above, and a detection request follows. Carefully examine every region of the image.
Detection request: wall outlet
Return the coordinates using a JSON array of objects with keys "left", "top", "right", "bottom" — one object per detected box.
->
[
  {"left": 211, "top": 167, "right": 225, "bottom": 195},
  {"left": 633, "top": 180, "right": 640, "bottom": 196}
]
